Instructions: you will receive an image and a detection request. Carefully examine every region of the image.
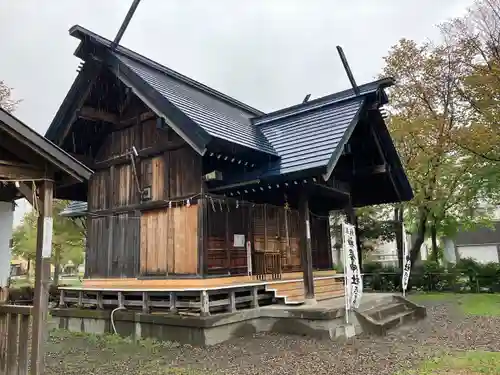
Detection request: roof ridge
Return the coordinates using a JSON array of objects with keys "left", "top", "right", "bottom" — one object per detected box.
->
[
  {"left": 69, "top": 25, "right": 265, "bottom": 116},
  {"left": 253, "top": 77, "right": 394, "bottom": 126}
]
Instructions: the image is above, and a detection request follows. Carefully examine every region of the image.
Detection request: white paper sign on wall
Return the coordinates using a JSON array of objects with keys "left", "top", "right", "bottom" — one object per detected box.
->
[
  {"left": 233, "top": 234, "right": 245, "bottom": 248},
  {"left": 42, "top": 217, "right": 53, "bottom": 258}
]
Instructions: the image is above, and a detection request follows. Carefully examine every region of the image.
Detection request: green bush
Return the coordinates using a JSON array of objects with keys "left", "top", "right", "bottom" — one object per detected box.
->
[{"left": 362, "top": 259, "right": 500, "bottom": 293}]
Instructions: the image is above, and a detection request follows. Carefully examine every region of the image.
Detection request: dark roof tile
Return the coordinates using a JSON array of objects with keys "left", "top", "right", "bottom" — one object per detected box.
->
[{"left": 115, "top": 53, "right": 277, "bottom": 155}]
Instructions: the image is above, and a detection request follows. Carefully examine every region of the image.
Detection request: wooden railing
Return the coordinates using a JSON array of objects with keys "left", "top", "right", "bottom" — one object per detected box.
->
[
  {"left": 0, "top": 305, "right": 32, "bottom": 374},
  {"left": 254, "top": 252, "right": 282, "bottom": 280}
]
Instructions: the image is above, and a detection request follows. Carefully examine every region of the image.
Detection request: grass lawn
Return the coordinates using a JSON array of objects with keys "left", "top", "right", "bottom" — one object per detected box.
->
[
  {"left": 403, "top": 351, "right": 500, "bottom": 374},
  {"left": 410, "top": 293, "right": 500, "bottom": 317}
]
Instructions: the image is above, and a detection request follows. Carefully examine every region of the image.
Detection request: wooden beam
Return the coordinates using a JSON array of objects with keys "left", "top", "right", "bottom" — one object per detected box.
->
[
  {"left": 78, "top": 106, "right": 119, "bottom": 124},
  {"left": 92, "top": 141, "right": 186, "bottom": 170},
  {"left": 0, "top": 164, "right": 46, "bottom": 180},
  {"left": 31, "top": 179, "right": 53, "bottom": 375},
  {"left": 58, "top": 63, "right": 100, "bottom": 146},
  {"left": 353, "top": 164, "right": 387, "bottom": 177},
  {"left": 119, "top": 111, "right": 155, "bottom": 127},
  {"left": 299, "top": 192, "right": 315, "bottom": 301},
  {"left": 15, "top": 182, "right": 41, "bottom": 209}
]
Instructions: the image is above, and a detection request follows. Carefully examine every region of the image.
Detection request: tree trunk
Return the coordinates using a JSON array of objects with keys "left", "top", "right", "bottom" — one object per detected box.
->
[
  {"left": 394, "top": 205, "right": 404, "bottom": 269},
  {"left": 26, "top": 259, "right": 31, "bottom": 281},
  {"left": 53, "top": 246, "right": 61, "bottom": 286},
  {"left": 410, "top": 207, "right": 429, "bottom": 266},
  {"left": 431, "top": 217, "right": 438, "bottom": 262}
]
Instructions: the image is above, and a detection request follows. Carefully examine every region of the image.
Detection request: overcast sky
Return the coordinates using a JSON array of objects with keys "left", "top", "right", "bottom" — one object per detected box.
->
[{"left": 0, "top": 0, "right": 473, "bottom": 225}]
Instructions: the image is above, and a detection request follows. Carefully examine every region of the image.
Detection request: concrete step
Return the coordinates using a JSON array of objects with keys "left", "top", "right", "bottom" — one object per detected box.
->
[
  {"left": 365, "top": 302, "right": 408, "bottom": 321},
  {"left": 354, "top": 295, "right": 427, "bottom": 336}
]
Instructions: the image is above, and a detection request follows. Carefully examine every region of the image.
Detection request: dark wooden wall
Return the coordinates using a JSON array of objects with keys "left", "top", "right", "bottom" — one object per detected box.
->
[
  {"left": 205, "top": 197, "right": 332, "bottom": 276},
  {"left": 85, "top": 100, "right": 203, "bottom": 278}
]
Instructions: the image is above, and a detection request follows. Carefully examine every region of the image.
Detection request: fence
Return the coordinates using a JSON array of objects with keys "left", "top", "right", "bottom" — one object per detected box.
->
[
  {"left": 363, "top": 270, "right": 500, "bottom": 293},
  {"left": 0, "top": 305, "right": 31, "bottom": 374}
]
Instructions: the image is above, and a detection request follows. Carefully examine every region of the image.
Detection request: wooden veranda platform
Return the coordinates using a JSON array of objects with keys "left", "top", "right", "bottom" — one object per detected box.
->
[
  {"left": 58, "top": 271, "right": 345, "bottom": 315},
  {"left": 80, "top": 270, "right": 339, "bottom": 290}
]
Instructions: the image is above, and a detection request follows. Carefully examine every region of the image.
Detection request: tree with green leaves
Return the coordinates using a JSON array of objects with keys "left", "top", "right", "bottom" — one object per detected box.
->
[
  {"left": 11, "top": 200, "right": 85, "bottom": 285},
  {"left": 382, "top": 38, "right": 500, "bottom": 265},
  {"left": 355, "top": 205, "right": 397, "bottom": 253},
  {"left": 441, "top": 0, "right": 500, "bottom": 162}
]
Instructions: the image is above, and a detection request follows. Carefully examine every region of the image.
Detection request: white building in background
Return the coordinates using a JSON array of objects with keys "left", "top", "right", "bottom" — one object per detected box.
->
[{"left": 367, "top": 205, "right": 500, "bottom": 266}]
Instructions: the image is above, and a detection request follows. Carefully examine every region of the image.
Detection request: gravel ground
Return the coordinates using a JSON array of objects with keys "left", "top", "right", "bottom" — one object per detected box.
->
[{"left": 44, "top": 298, "right": 500, "bottom": 375}]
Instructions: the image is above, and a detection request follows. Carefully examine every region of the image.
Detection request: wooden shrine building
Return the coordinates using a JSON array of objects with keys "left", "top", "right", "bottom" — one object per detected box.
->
[{"left": 48, "top": 25, "right": 412, "bottom": 307}]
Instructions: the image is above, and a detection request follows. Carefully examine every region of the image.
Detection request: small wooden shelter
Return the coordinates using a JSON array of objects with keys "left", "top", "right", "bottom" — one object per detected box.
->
[
  {"left": 47, "top": 25, "right": 412, "bottom": 312},
  {"left": 0, "top": 107, "right": 92, "bottom": 374}
]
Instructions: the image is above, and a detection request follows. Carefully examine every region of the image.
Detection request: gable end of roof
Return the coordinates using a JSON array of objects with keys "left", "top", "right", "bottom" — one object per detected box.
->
[{"left": 69, "top": 25, "right": 264, "bottom": 117}]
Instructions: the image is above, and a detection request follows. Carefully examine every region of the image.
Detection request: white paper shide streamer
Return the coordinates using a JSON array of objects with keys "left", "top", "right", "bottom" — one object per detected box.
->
[
  {"left": 401, "top": 223, "right": 411, "bottom": 297},
  {"left": 342, "top": 223, "right": 363, "bottom": 310}
]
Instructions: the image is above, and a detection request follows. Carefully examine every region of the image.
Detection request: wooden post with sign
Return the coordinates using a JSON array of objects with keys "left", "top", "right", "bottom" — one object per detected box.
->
[
  {"left": 299, "top": 193, "right": 315, "bottom": 301},
  {"left": 30, "top": 180, "right": 53, "bottom": 375}
]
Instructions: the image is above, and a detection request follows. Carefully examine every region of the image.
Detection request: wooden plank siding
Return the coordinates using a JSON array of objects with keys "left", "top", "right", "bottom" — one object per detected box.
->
[
  {"left": 140, "top": 206, "right": 198, "bottom": 275},
  {"left": 85, "top": 108, "right": 203, "bottom": 279}
]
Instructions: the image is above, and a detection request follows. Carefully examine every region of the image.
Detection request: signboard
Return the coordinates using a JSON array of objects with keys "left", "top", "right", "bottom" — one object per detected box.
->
[
  {"left": 42, "top": 217, "right": 53, "bottom": 258},
  {"left": 233, "top": 234, "right": 245, "bottom": 248},
  {"left": 401, "top": 223, "right": 411, "bottom": 297},
  {"left": 342, "top": 223, "right": 363, "bottom": 313}
]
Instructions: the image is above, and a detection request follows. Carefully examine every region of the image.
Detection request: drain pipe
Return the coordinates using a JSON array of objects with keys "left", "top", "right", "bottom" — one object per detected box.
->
[
  {"left": 110, "top": 306, "right": 126, "bottom": 334},
  {"left": 111, "top": 292, "right": 126, "bottom": 334}
]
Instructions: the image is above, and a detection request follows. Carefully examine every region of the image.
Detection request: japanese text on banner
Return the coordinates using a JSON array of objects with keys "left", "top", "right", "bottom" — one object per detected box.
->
[
  {"left": 401, "top": 223, "right": 411, "bottom": 295},
  {"left": 342, "top": 223, "right": 363, "bottom": 309}
]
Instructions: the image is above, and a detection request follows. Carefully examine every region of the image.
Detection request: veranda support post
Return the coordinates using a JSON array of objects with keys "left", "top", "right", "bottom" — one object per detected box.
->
[{"left": 30, "top": 179, "right": 53, "bottom": 375}]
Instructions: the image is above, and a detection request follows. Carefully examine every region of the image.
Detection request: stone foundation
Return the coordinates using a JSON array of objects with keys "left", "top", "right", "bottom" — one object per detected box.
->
[
  {"left": 52, "top": 302, "right": 361, "bottom": 346},
  {"left": 52, "top": 294, "right": 418, "bottom": 346}
]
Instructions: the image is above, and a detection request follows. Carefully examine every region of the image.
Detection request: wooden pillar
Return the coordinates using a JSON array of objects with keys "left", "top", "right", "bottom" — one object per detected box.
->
[
  {"left": 30, "top": 179, "right": 53, "bottom": 375},
  {"left": 299, "top": 193, "right": 315, "bottom": 301},
  {"left": 197, "top": 187, "right": 208, "bottom": 277}
]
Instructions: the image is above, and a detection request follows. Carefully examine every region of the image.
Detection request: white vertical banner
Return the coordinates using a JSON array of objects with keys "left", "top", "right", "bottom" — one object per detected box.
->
[
  {"left": 246, "top": 240, "right": 252, "bottom": 276},
  {"left": 342, "top": 223, "right": 363, "bottom": 317},
  {"left": 401, "top": 223, "right": 411, "bottom": 297}
]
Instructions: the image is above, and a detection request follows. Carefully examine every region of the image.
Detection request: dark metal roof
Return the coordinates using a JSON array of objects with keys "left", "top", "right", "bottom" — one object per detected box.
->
[
  {"left": 55, "top": 25, "right": 277, "bottom": 157},
  {"left": 454, "top": 221, "right": 500, "bottom": 246},
  {"left": 60, "top": 201, "right": 88, "bottom": 217},
  {"left": 0, "top": 107, "right": 93, "bottom": 182},
  {"left": 114, "top": 53, "right": 278, "bottom": 156},
  {"left": 258, "top": 96, "right": 365, "bottom": 177}
]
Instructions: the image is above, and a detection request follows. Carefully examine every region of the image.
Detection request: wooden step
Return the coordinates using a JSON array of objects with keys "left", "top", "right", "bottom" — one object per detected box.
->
[
  {"left": 268, "top": 281, "right": 303, "bottom": 292},
  {"left": 285, "top": 294, "right": 306, "bottom": 303}
]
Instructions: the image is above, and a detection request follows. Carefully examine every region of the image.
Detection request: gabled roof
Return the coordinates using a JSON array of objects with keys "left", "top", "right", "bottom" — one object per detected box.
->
[
  {"left": 219, "top": 78, "right": 393, "bottom": 183},
  {"left": 46, "top": 25, "right": 277, "bottom": 157},
  {"left": 0, "top": 107, "right": 93, "bottom": 183},
  {"left": 114, "top": 53, "right": 277, "bottom": 155}
]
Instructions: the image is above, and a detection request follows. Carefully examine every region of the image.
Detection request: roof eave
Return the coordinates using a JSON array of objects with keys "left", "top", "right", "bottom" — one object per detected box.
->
[
  {"left": 105, "top": 53, "right": 212, "bottom": 156},
  {"left": 322, "top": 98, "right": 366, "bottom": 182},
  {"left": 0, "top": 109, "right": 93, "bottom": 182}
]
